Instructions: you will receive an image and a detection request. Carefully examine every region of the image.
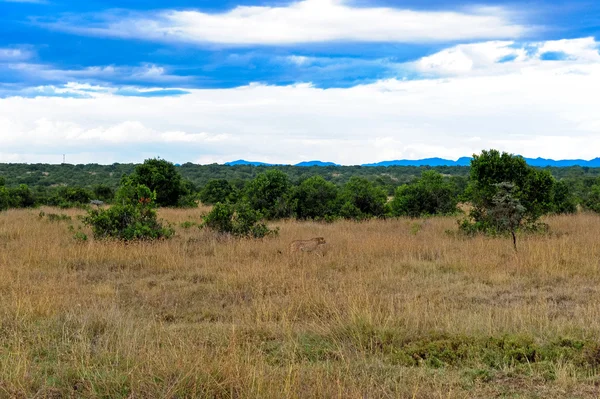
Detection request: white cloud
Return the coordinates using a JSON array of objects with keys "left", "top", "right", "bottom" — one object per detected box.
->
[
  {"left": 3, "top": 37, "right": 600, "bottom": 165},
  {"left": 414, "top": 37, "right": 600, "bottom": 76},
  {"left": 0, "top": 48, "right": 33, "bottom": 61},
  {"left": 51, "top": 0, "right": 527, "bottom": 45},
  {"left": 286, "top": 55, "right": 312, "bottom": 66},
  {"left": 1, "top": 0, "right": 48, "bottom": 3},
  {"left": 1, "top": 62, "right": 189, "bottom": 88}
]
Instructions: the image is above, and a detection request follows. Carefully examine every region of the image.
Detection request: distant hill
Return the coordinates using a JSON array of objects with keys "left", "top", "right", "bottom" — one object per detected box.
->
[
  {"left": 363, "top": 157, "right": 600, "bottom": 167},
  {"left": 224, "top": 160, "right": 278, "bottom": 166},
  {"left": 224, "top": 157, "right": 600, "bottom": 167},
  {"left": 523, "top": 157, "right": 600, "bottom": 167},
  {"left": 363, "top": 157, "right": 472, "bottom": 167},
  {"left": 295, "top": 161, "right": 340, "bottom": 167},
  {"left": 225, "top": 160, "right": 339, "bottom": 167}
]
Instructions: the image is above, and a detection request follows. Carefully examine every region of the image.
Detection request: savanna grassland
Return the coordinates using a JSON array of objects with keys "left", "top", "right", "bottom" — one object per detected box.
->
[{"left": 2, "top": 208, "right": 600, "bottom": 398}]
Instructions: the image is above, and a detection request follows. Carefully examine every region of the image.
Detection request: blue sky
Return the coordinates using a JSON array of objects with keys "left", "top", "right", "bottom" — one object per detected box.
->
[{"left": 1, "top": 0, "right": 600, "bottom": 164}]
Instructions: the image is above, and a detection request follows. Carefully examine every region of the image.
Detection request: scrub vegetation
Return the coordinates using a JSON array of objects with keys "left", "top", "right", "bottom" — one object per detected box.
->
[
  {"left": 1, "top": 209, "right": 600, "bottom": 397},
  {"left": 1, "top": 150, "right": 600, "bottom": 397}
]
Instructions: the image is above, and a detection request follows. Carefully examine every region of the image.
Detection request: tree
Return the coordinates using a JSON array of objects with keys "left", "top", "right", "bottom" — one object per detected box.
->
[
  {"left": 245, "top": 170, "right": 292, "bottom": 219},
  {"left": 292, "top": 176, "right": 339, "bottom": 219},
  {"left": 464, "top": 150, "right": 555, "bottom": 232},
  {"left": 552, "top": 180, "right": 577, "bottom": 214},
  {"left": 467, "top": 150, "right": 530, "bottom": 211},
  {"left": 129, "top": 158, "right": 190, "bottom": 207},
  {"left": 584, "top": 180, "right": 600, "bottom": 213},
  {"left": 488, "top": 183, "right": 526, "bottom": 251},
  {"left": 8, "top": 184, "right": 35, "bottom": 208},
  {"left": 199, "top": 179, "right": 234, "bottom": 205},
  {"left": 339, "top": 177, "right": 387, "bottom": 219},
  {"left": 0, "top": 187, "right": 9, "bottom": 211},
  {"left": 520, "top": 168, "right": 555, "bottom": 221},
  {"left": 390, "top": 171, "right": 458, "bottom": 217}
]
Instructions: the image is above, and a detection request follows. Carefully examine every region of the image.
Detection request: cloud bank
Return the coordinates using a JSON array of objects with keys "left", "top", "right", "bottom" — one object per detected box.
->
[
  {"left": 1, "top": 37, "right": 599, "bottom": 165},
  {"left": 48, "top": 0, "right": 528, "bottom": 45}
]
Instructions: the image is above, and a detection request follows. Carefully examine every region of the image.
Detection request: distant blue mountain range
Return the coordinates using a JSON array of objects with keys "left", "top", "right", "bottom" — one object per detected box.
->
[
  {"left": 225, "top": 160, "right": 339, "bottom": 167},
  {"left": 225, "top": 160, "right": 274, "bottom": 166},
  {"left": 362, "top": 157, "right": 473, "bottom": 167},
  {"left": 295, "top": 161, "right": 341, "bottom": 167},
  {"left": 225, "top": 157, "right": 600, "bottom": 167}
]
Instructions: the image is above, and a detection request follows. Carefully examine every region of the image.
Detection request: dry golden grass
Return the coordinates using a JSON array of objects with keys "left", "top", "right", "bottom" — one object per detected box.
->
[{"left": 2, "top": 207, "right": 600, "bottom": 398}]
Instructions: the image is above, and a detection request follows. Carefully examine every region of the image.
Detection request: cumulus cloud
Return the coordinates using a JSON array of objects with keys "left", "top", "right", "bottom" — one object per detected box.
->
[
  {"left": 48, "top": 0, "right": 527, "bottom": 45},
  {"left": 2, "top": 37, "right": 600, "bottom": 165},
  {"left": 414, "top": 37, "right": 600, "bottom": 76}
]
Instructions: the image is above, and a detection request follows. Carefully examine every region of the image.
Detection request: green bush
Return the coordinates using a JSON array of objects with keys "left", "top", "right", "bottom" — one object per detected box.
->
[
  {"left": 92, "top": 184, "right": 115, "bottom": 202},
  {"left": 245, "top": 170, "right": 292, "bottom": 219},
  {"left": 339, "top": 177, "right": 387, "bottom": 219},
  {"left": 291, "top": 176, "right": 339, "bottom": 220},
  {"left": 552, "top": 180, "right": 577, "bottom": 214},
  {"left": 202, "top": 202, "right": 277, "bottom": 238},
  {"left": 199, "top": 179, "right": 235, "bottom": 205},
  {"left": 583, "top": 179, "right": 600, "bottom": 213},
  {"left": 0, "top": 184, "right": 36, "bottom": 210},
  {"left": 390, "top": 171, "right": 458, "bottom": 217},
  {"left": 83, "top": 183, "right": 174, "bottom": 241},
  {"left": 0, "top": 187, "right": 9, "bottom": 211},
  {"left": 47, "top": 186, "right": 93, "bottom": 208}
]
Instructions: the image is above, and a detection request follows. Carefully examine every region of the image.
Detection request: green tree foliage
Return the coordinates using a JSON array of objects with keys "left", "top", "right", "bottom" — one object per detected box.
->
[
  {"left": 583, "top": 180, "right": 600, "bottom": 213},
  {"left": 339, "top": 177, "right": 387, "bottom": 219},
  {"left": 0, "top": 187, "right": 9, "bottom": 211},
  {"left": 462, "top": 150, "right": 555, "bottom": 234},
  {"left": 202, "top": 202, "right": 277, "bottom": 238},
  {"left": 245, "top": 169, "right": 292, "bottom": 219},
  {"left": 463, "top": 182, "right": 527, "bottom": 251},
  {"left": 7, "top": 184, "right": 36, "bottom": 208},
  {"left": 291, "top": 176, "right": 339, "bottom": 220},
  {"left": 129, "top": 158, "right": 191, "bottom": 207},
  {"left": 83, "top": 182, "right": 174, "bottom": 241},
  {"left": 47, "top": 187, "right": 93, "bottom": 208},
  {"left": 552, "top": 180, "right": 577, "bottom": 214},
  {"left": 199, "top": 179, "right": 234, "bottom": 205},
  {"left": 390, "top": 171, "right": 458, "bottom": 217},
  {"left": 93, "top": 184, "right": 115, "bottom": 202},
  {"left": 0, "top": 184, "right": 35, "bottom": 211}
]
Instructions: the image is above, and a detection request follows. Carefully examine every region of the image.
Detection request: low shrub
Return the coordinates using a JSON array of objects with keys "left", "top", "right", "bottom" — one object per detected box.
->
[
  {"left": 202, "top": 202, "right": 278, "bottom": 239},
  {"left": 83, "top": 183, "right": 173, "bottom": 241}
]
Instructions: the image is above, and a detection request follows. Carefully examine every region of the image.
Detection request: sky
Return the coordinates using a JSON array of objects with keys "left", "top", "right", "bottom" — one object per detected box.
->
[{"left": 1, "top": 0, "right": 600, "bottom": 165}]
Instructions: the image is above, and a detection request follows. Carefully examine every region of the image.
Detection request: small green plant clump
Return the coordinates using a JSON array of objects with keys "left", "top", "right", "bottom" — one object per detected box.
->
[
  {"left": 202, "top": 202, "right": 278, "bottom": 239},
  {"left": 45, "top": 213, "right": 72, "bottom": 222},
  {"left": 180, "top": 220, "right": 198, "bottom": 229},
  {"left": 83, "top": 182, "right": 174, "bottom": 241},
  {"left": 73, "top": 231, "right": 88, "bottom": 242}
]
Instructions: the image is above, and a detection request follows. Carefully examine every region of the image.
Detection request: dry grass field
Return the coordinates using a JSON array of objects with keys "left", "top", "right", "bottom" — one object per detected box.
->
[{"left": 2, "top": 207, "right": 600, "bottom": 398}]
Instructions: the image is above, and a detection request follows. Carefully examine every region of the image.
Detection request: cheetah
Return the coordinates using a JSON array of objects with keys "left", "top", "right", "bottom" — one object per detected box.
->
[{"left": 289, "top": 237, "right": 328, "bottom": 255}]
